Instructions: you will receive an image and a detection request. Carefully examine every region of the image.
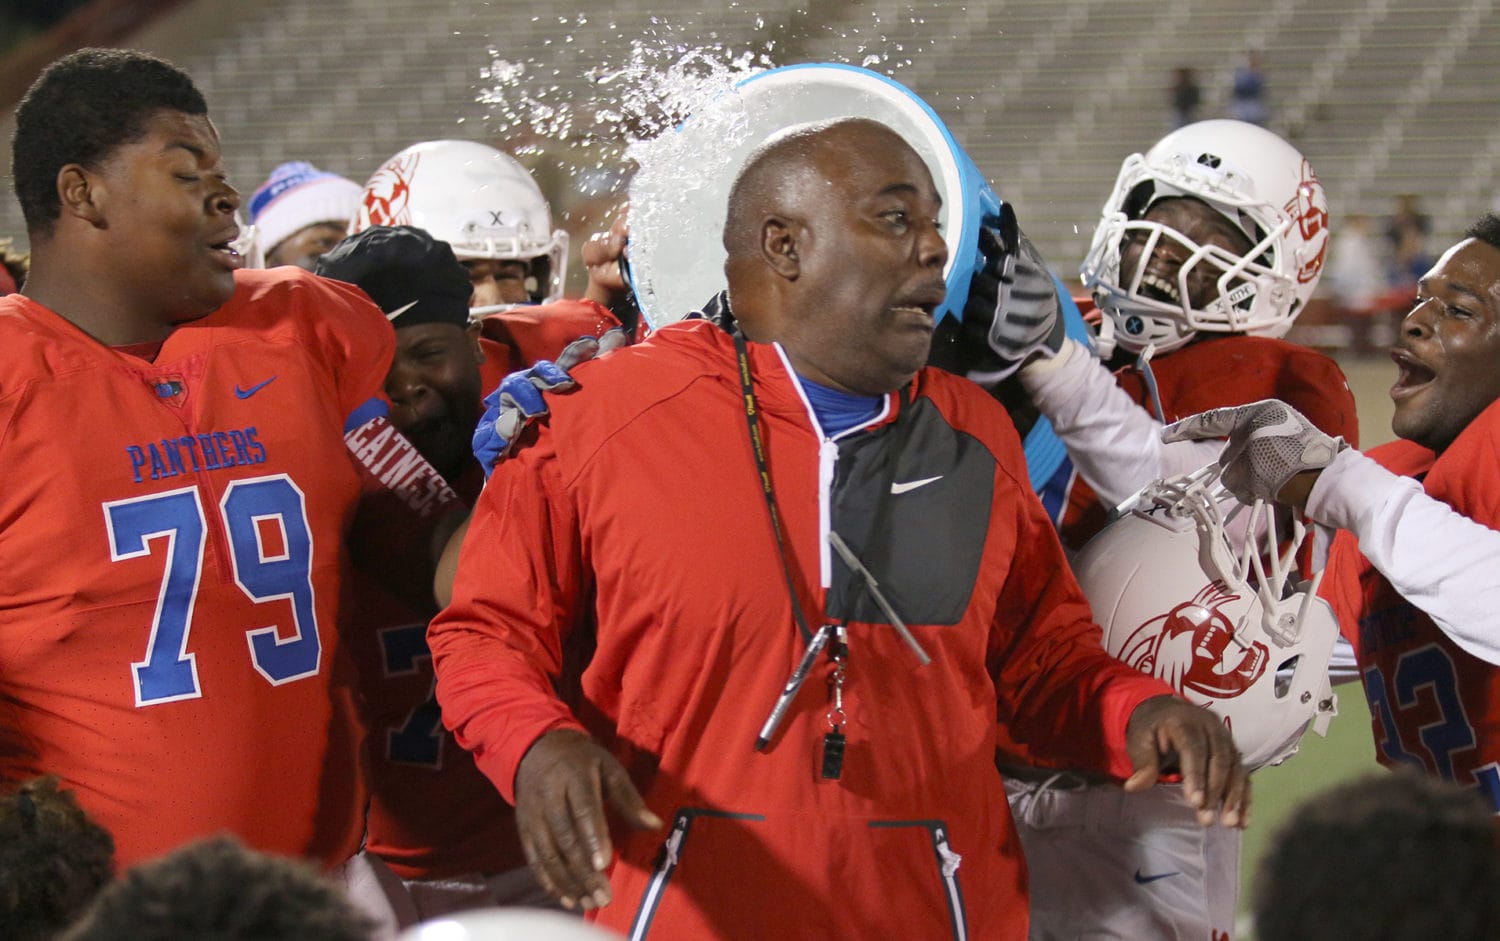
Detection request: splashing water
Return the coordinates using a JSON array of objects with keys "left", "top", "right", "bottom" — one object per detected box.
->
[
  {"left": 472, "top": 8, "right": 944, "bottom": 301},
  {"left": 473, "top": 8, "right": 941, "bottom": 208}
]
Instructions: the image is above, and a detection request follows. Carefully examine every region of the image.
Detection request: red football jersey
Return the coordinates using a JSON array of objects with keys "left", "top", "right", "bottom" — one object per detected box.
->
[
  {"left": 1321, "top": 407, "right": 1500, "bottom": 810},
  {"left": 354, "top": 298, "right": 618, "bottom": 880},
  {"left": 0, "top": 267, "right": 392, "bottom": 869},
  {"left": 1057, "top": 334, "right": 1360, "bottom": 549}
]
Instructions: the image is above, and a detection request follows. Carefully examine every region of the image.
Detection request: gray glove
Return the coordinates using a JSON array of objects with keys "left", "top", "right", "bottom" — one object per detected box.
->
[
  {"left": 962, "top": 204, "right": 1066, "bottom": 382},
  {"left": 1161, "top": 399, "right": 1348, "bottom": 504}
]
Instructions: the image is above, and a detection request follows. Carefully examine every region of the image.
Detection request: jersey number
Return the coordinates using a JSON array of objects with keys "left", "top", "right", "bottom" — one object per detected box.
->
[
  {"left": 1363, "top": 641, "right": 1483, "bottom": 770},
  {"left": 379, "top": 623, "right": 446, "bottom": 768},
  {"left": 105, "top": 476, "right": 320, "bottom": 707}
]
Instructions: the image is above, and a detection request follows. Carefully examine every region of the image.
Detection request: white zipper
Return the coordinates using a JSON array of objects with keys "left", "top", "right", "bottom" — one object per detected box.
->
[{"left": 770, "top": 343, "right": 892, "bottom": 592}]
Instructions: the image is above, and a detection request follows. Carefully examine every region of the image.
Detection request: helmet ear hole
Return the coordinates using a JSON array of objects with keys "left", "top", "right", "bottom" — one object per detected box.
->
[
  {"left": 1123, "top": 180, "right": 1156, "bottom": 220},
  {"left": 1273, "top": 655, "right": 1301, "bottom": 698},
  {"left": 527, "top": 257, "right": 549, "bottom": 302}
]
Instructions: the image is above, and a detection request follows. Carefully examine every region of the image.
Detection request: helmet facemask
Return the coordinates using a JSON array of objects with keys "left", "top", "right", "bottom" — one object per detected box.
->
[{"left": 1081, "top": 121, "right": 1328, "bottom": 356}]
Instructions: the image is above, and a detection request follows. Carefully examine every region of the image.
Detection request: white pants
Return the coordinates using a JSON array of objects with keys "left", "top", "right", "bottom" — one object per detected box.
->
[
  {"left": 1006, "top": 777, "right": 1240, "bottom": 941},
  {"left": 336, "top": 852, "right": 420, "bottom": 941}
]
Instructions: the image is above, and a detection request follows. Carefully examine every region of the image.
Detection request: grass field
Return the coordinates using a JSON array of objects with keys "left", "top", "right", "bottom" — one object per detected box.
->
[
  {"left": 1235, "top": 685, "right": 1379, "bottom": 936},
  {"left": 1232, "top": 350, "right": 1394, "bottom": 938}
]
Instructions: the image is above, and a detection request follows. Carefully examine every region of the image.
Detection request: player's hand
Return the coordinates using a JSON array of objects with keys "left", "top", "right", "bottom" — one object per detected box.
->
[
  {"left": 514, "top": 729, "right": 663, "bottom": 910},
  {"left": 471, "top": 331, "right": 629, "bottom": 476},
  {"left": 583, "top": 206, "right": 630, "bottom": 308},
  {"left": 1161, "top": 399, "right": 1348, "bottom": 510},
  {"left": 1124, "top": 694, "right": 1250, "bottom": 828},
  {"left": 962, "top": 204, "right": 1066, "bottom": 381}
]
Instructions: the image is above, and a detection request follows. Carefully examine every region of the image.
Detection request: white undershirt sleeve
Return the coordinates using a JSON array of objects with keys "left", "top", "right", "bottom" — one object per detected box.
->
[
  {"left": 1306, "top": 447, "right": 1500, "bottom": 666},
  {"left": 1019, "top": 338, "right": 1222, "bottom": 506}
]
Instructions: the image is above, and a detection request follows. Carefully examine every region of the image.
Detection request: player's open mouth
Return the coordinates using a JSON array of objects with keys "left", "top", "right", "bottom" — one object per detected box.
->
[
  {"left": 1139, "top": 273, "right": 1181, "bottom": 305},
  {"left": 209, "top": 236, "right": 245, "bottom": 269},
  {"left": 893, "top": 283, "right": 946, "bottom": 327},
  {"left": 1390, "top": 349, "right": 1435, "bottom": 399}
]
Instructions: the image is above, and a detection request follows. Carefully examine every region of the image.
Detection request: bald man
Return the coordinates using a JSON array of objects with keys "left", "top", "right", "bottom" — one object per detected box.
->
[{"left": 428, "top": 118, "right": 1246, "bottom": 941}]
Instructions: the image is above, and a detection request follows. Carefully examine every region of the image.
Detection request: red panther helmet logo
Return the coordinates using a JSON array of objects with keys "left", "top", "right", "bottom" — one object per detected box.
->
[
  {"left": 1116, "top": 582, "right": 1268, "bottom": 699},
  {"left": 361, "top": 153, "right": 418, "bottom": 228},
  {"left": 1284, "top": 159, "right": 1329, "bottom": 285}
]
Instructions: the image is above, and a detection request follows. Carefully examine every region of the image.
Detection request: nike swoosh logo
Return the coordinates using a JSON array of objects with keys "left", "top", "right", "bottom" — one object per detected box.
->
[
  {"left": 1245, "top": 413, "right": 1304, "bottom": 440},
  {"left": 890, "top": 475, "right": 943, "bottom": 495},
  {"left": 385, "top": 300, "right": 420, "bottom": 322},
  {"left": 234, "top": 376, "right": 277, "bottom": 399},
  {"left": 1134, "top": 869, "right": 1180, "bottom": 884}
]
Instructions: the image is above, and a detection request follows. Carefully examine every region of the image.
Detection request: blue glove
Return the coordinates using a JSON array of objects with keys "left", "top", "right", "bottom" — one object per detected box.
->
[
  {"left": 962, "top": 204, "right": 1066, "bottom": 382},
  {"left": 471, "top": 330, "right": 629, "bottom": 477}
]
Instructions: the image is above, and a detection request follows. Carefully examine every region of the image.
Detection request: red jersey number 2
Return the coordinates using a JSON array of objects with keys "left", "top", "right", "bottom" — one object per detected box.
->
[{"left": 104, "top": 474, "right": 321, "bottom": 707}]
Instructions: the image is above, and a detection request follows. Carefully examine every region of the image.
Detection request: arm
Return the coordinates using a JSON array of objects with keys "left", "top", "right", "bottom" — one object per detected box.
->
[
  {"left": 581, "top": 207, "right": 630, "bottom": 311},
  {"left": 1020, "top": 340, "right": 1223, "bottom": 504},
  {"left": 1166, "top": 400, "right": 1500, "bottom": 666},
  {"left": 1305, "top": 448, "right": 1500, "bottom": 666},
  {"left": 428, "top": 425, "right": 656, "bottom": 909}
]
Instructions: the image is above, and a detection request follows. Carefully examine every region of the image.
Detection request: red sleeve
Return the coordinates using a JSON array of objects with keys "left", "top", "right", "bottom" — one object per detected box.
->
[
  {"left": 427, "top": 421, "right": 589, "bottom": 803},
  {"left": 986, "top": 418, "right": 1177, "bottom": 780},
  {"left": 297, "top": 274, "right": 396, "bottom": 423}
]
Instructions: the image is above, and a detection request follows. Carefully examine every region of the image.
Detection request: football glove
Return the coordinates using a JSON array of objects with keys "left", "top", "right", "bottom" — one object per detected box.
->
[
  {"left": 471, "top": 329, "right": 629, "bottom": 477},
  {"left": 961, "top": 203, "right": 1066, "bottom": 381},
  {"left": 1161, "top": 398, "right": 1348, "bottom": 505}
]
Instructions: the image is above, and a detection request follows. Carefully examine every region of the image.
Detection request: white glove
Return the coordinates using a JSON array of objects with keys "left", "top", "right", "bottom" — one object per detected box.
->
[{"left": 1161, "top": 399, "right": 1348, "bottom": 504}]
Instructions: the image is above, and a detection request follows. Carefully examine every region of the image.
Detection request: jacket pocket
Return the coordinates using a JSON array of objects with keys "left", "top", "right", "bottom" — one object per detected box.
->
[
  {"left": 627, "top": 806, "right": 766, "bottom": 941},
  {"left": 868, "top": 819, "right": 969, "bottom": 941}
]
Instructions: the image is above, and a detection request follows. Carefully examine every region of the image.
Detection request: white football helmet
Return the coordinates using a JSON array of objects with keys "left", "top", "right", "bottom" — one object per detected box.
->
[
  {"left": 352, "top": 140, "right": 568, "bottom": 303},
  {"left": 1080, "top": 120, "right": 1330, "bottom": 355},
  {"left": 1072, "top": 464, "right": 1338, "bottom": 770}
]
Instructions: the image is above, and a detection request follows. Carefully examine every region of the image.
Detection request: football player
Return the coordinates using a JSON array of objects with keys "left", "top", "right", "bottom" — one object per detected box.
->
[
  {"left": 978, "top": 120, "right": 1358, "bottom": 941},
  {"left": 317, "top": 224, "right": 624, "bottom": 920},
  {"left": 0, "top": 48, "right": 392, "bottom": 876},
  {"left": 1167, "top": 213, "right": 1500, "bottom": 818}
]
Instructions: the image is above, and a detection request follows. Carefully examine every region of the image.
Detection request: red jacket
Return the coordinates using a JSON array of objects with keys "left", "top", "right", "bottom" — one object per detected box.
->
[{"left": 430, "top": 319, "right": 1173, "bottom": 940}]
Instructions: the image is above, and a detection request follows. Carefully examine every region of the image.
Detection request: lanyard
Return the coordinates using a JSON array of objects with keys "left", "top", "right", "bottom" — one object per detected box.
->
[
  {"left": 736, "top": 333, "right": 843, "bottom": 768},
  {"left": 734, "top": 333, "right": 817, "bottom": 645},
  {"left": 735, "top": 334, "right": 925, "bottom": 772}
]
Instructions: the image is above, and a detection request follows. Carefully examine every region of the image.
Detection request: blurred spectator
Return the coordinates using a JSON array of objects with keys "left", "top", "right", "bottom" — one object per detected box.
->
[
  {"left": 1169, "top": 66, "right": 1201, "bottom": 129},
  {"left": 1328, "top": 213, "right": 1386, "bottom": 314},
  {"left": 1385, "top": 193, "right": 1434, "bottom": 286},
  {"left": 0, "top": 237, "right": 26, "bottom": 294},
  {"left": 0, "top": 776, "right": 115, "bottom": 941},
  {"left": 60, "top": 835, "right": 376, "bottom": 941},
  {"left": 248, "top": 161, "right": 362, "bottom": 271},
  {"left": 1229, "top": 50, "right": 1270, "bottom": 126},
  {"left": 1252, "top": 769, "right": 1500, "bottom": 940}
]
